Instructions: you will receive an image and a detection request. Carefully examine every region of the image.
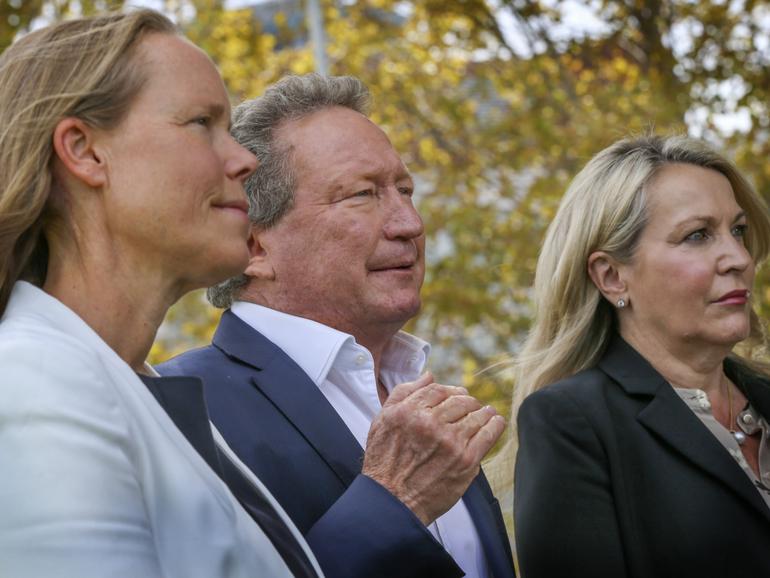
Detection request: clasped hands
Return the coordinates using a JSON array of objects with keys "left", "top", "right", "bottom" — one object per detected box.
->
[{"left": 363, "top": 372, "right": 506, "bottom": 525}]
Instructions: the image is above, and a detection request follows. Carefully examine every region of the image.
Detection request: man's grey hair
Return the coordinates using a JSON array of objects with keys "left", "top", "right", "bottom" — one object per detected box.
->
[{"left": 207, "top": 73, "right": 372, "bottom": 308}]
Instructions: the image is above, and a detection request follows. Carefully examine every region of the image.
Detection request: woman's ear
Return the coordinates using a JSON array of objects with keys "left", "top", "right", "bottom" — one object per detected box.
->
[
  {"left": 52, "top": 117, "right": 107, "bottom": 188},
  {"left": 588, "top": 251, "right": 628, "bottom": 306},
  {"left": 243, "top": 226, "right": 276, "bottom": 281}
]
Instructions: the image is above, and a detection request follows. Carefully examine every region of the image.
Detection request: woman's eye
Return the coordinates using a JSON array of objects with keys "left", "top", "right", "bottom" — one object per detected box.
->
[
  {"left": 684, "top": 229, "right": 709, "bottom": 242},
  {"left": 731, "top": 223, "right": 748, "bottom": 238}
]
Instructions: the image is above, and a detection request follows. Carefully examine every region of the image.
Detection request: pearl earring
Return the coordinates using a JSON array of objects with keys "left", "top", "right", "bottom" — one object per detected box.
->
[{"left": 617, "top": 298, "right": 626, "bottom": 308}]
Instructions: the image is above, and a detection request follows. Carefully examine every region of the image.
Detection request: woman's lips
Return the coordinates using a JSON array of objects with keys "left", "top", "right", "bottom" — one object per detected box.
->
[
  {"left": 214, "top": 199, "right": 250, "bottom": 221},
  {"left": 714, "top": 289, "right": 750, "bottom": 305}
]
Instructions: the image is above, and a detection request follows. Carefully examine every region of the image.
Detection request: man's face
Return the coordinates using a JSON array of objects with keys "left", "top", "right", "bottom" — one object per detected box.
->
[{"left": 256, "top": 106, "right": 425, "bottom": 338}]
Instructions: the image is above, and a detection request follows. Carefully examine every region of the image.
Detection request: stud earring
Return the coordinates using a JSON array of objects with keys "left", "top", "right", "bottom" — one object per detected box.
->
[{"left": 617, "top": 298, "right": 626, "bottom": 308}]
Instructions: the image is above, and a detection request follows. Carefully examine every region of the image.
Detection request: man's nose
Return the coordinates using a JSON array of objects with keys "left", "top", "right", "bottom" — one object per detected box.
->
[{"left": 383, "top": 191, "right": 424, "bottom": 241}]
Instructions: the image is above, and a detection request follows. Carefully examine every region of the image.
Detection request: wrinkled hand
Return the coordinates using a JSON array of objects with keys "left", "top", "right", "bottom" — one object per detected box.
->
[{"left": 362, "top": 372, "right": 506, "bottom": 525}]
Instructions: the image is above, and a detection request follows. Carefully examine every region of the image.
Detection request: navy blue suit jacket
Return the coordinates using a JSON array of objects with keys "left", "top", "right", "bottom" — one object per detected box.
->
[{"left": 159, "top": 310, "right": 515, "bottom": 578}]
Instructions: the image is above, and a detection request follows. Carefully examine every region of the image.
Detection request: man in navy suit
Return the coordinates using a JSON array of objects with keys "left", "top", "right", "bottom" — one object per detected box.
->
[{"left": 159, "top": 74, "right": 514, "bottom": 578}]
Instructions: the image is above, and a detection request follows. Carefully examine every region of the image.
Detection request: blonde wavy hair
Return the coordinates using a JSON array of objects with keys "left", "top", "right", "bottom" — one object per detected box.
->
[
  {"left": 0, "top": 9, "right": 176, "bottom": 315},
  {"left": 490, "top": 134, "right": 770, "bottom": 497}
]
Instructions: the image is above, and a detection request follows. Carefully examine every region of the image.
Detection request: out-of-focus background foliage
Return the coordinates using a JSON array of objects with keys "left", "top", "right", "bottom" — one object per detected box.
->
[{"left": 3, "top": 0, "right": 769, "bottom": 419}]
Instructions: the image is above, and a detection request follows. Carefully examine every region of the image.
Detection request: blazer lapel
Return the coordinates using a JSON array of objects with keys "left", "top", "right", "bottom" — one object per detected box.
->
[
  {"left": 214, "top": 311, "right": 516, "bottom": 573},
  {"left": 463, "top": 474, "right": 515, "bottom": 578},
  {"left": 727, "top": 358, "right": 770, "bottom": 423},
  {"left": 140, "top": 374, "right": 223, "bottom": 477},
  {"left": 600, "top": 335, "right": 770, "bottom": 525},
  {"left": 142, "top": 373, "right": 322, "bottom": 578},
  {"left": 213, "top": 311, "right": 364, "bottom": 487}
]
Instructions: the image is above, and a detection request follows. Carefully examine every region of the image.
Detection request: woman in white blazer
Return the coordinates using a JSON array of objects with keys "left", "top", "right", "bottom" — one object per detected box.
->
[{"left": 0, "top": 10, "right": 322, "bottom": 578}]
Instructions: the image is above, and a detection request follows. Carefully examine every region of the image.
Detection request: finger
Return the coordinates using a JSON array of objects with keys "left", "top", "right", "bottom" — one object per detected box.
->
[
  {"left": 384, "top": 372, "right": 433, "bottom": 405},
  {"left": 432, "top": 394, "right": 483, "bottom": 423},
  {"left": 466, "top": 414, "right": 507, "bottom": 462},
  {"left": 408, "top": 382, "right": 468, "bottom": 409},
  {"left": 455, "top": 404, "right": 500, "bottom": 439}
]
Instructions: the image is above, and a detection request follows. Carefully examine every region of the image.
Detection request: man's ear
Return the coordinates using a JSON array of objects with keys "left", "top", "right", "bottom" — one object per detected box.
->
[
  {"left": 52, "top": 117, "right": 107, "bottom": 188},
  {"left": 587, "top": 251, "right": 628, "bottom": 305},
  {"left": 244, "top": 226, "right": 276, "bottom": 280}
]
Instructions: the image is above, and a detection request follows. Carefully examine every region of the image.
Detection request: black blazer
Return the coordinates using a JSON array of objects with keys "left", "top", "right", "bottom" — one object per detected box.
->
[
  {"left": 159, "top": 310, "right": 515, "bottom": 578},
  {"left": 514, "top": 334, "right": 770, "bottom": 578}
]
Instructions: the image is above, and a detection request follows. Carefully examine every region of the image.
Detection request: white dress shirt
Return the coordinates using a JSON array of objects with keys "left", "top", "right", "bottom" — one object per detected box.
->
[{"left": 231, "top": 300, "right": 490, "bottom": 578}]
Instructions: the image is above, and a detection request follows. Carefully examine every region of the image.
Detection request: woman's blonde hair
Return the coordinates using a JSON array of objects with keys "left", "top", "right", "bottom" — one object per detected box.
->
[
  {"left": 0, "top": 9, "right": 176, "bottom": 314},
  {"left": 489, "top": 134, "right": 770, "bottom": 498},
  {"left": 513, "top": 134, "right": 770, "bottom": 417}
]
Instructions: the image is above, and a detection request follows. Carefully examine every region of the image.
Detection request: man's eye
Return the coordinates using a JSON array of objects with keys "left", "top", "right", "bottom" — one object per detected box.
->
[
  {"left": 398, "top": 187, "right": 414, "bottom": 196},
  {"left": 353, "top": 190, "right": 374, "bottom": 197},
  {"left": 191, "top": 116, "right": 211, "bottom": 127}
]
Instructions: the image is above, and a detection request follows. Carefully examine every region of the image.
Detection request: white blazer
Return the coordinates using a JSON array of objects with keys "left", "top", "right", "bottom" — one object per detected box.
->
[{"left": 0, "top": 281, "right": 323, "bottom": 578}]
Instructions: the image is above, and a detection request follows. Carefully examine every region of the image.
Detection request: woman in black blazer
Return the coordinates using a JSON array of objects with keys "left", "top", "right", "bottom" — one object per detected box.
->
[{"left": 511, "top": 135, "right": 770, "bottom": 577}]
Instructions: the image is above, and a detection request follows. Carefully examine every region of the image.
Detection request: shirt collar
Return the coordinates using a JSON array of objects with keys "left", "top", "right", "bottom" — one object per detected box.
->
[
  {"left": 380, "top": 331, "right": 430, "bottom": 378},
  {"left": 230, "top": 301, "right": 430, "bottom": 387}
]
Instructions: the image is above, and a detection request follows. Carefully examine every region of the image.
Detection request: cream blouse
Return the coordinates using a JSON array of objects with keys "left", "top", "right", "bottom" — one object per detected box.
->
[{"left": 674, "top": 387, "right": 770, "bottom": 510}]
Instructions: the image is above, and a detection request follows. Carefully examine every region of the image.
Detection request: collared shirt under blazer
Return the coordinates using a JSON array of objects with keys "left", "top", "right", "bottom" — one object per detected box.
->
[
  {"left": 158, "top": 309, "right": 516, "bottom": 578},
  {"left": 230, "top": 301, "right": 491, "bottom": 578}
]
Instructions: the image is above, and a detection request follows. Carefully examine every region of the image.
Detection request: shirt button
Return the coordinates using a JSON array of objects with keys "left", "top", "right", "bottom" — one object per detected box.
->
[{"left": 355, "top": 354, "right": 366, "bottom": 365}]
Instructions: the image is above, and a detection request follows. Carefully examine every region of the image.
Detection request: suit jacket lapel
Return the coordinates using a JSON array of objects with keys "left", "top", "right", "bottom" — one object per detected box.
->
[
  {"left": 214, "top": 310, "right": 517, "bottom": 570},
  {"left": 463, "top": 474, "right": 515, "bottom": 578},
  {"left": 141, "top": 373, "right": 322, "bottom": 578},
  {"left": 213, "top": 310, "right": 364, "bottom": 487},
  {"left": 600, "top": 335, "right": 770, "bottom": 524},
  {"left": 140, "top": 374, "right": 223, "bottom": 477}
]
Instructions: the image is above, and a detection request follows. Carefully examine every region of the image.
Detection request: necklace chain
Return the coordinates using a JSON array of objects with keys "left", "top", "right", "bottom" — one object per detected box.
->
[{"left": 725, "top": 378, "right": 747, "bottom": 446}]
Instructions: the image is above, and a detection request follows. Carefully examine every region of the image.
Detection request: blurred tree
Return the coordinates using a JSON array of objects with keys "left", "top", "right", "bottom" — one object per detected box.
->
[
  {"left": 0, "top": 0, "right": 44, "bottom": 50},
  {"left": 165, "top": 0, "right": 769, "bottom": 416},
  {"left": 0, "top": 0, "right": 128, "bottom": 49},
  {"left": 1, "top": 0, "right": 767, "bottom": 413}
]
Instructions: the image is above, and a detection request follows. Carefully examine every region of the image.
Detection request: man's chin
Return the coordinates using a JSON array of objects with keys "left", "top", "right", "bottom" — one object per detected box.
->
[{"left": 376, "top": 298, "right": 422, "bottom": 328}]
